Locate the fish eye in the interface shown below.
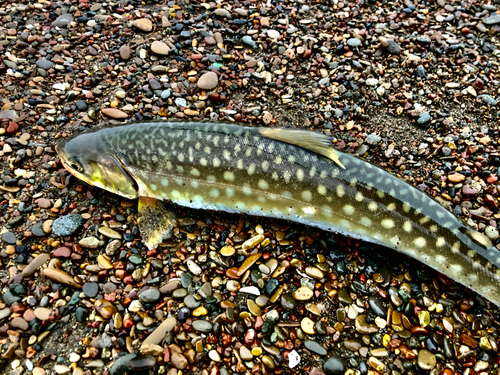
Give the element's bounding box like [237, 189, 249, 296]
[67, 158, 83, 172]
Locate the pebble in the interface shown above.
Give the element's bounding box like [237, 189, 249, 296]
[98, 226, 122, 239]
[101, 108, 128, 119]
[418, 349, 437, 370]
[197, 72, 219, 90]
[133, 18, 153, 32]
[151, 41, 170, 55]
[324, 353, 347, 374]
[142, 317, 177, 346]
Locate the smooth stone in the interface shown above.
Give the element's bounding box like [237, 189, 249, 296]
[79, 236, 100, 249]
[2, 231, 16, 244]
[110, 353, 137, 375]
[133, 18, 153, 32]
[237, 253, 262, 276]
[483, 14, 500, 25]
[324, 353, 347, 375]
[197, 72, 218, 90]
[347, 38, 361, 47]
[417, 112, 431, 125]
[171, 352, 187, 369]
[0, 307, 11, 320]
[139, 288, 160, 303]
[98, 226, 122, 239]
[119, 45, 131, 60]
[83, 282, 99, 298]
[141, 317, 177, 346]
[355, 315, 379, 334]
[281, 294, 297, 310]
[52, 14, 73, 27]
[101, 108, 128, 119]
[22, 253, 49, 276]
[53, 246, 71, 258]
[192, 320, 213, 333]
[304, 339, 327, 356]
[240, 346, 253, 360]
[418, 349, 436, 370]
[160, 280, 181, 294]
[36, 60, 55, 70]
[186, 259, 202, 275]
[11, 317, 29, 330]
[368, 296, 387, 317]
[43, 268, 82, 288]
[180, 273, 192, 288]
[151, 41, 170, 55]
[34, 307, 51, 321]
[129, 354, 156, 370]
[292, 286, 314, 300]
[198, 282, 212, 298]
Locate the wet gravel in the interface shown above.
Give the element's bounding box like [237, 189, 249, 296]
[2, 0, 500, 374]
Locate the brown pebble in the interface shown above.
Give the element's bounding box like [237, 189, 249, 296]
[102, 108, 128, 119]
[133, 18, 153, 32]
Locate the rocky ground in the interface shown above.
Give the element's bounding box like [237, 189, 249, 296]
[1, 0, 500, 374]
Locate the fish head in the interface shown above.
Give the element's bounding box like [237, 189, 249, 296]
[56, 131, 138, 199]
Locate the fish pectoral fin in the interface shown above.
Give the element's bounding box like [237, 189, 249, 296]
[138, 196, 177, 249]
[258, 128, 345, 169]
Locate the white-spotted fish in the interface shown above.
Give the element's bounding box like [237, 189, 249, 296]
[56, 121, 500, 306]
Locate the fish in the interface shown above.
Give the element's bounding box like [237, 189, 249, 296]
[56, 121, 500, 307]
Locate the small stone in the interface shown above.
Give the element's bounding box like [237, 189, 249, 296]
[247, 299, 262, 316]
[94, 299, 117, 319]
[192, 320, 213, 333]
[186, 259, 202, 275]
[292, 286, 314, 300]
[240, 346, 253, 360]
[43, 268, 82, 288]
[52, 14, 73, 27]
[102, 108, 128, 119]
[98, 226, 122, 239]
[304, 340, 327, 356]
[323, 353, 346, 375]
[139, 288, 160, 303]
[97, 254, 114, 270]
[22, 254, 49, 276]
[197, 72, 218, 90]
[151, 41, 170, 55]
[417, 112, 431, 126]
[418, 349, 436, 370]
[171, 352, 187, 369]
[142, 317, 177, 346]
[347, 38, 361, 47]
[220, 245, 235, 256]
[83, 282, 99, 298]
[34, 307, 51, 321]
[448, 173, 465, 183]
[301, 317, 316, 334]
[129, 354, 156, 371]
[79, 236, 100, 249]
[209, 350, 221, 362]
[237, 253, 262, 276]
[133, 18, 153, 32]
[36, 60, 55, 70]
[119, 45, 131, 60]
[2, 231, 16, 244]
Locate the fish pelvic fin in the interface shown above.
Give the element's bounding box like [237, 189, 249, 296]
[138, 197, 177, 249]
[259, 128, 345, 169]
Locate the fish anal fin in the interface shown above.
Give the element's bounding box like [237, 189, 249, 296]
[259, 128, 345, 169]
[138, 197, 177, 249]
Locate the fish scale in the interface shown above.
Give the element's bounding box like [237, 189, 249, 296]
[56, 121, 500, 307]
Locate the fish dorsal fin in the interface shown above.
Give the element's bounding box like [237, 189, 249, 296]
[461, 227, 493, 248]
[259, 128, 345, 169]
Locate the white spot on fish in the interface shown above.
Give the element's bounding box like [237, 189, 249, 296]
[336, 185, 345, 198]
[223, 150, 231, 160]
[450, 264, 463, 273]
[360, 217, 372, 227]
[402, 203, 411, 213]
[355, 192, 364, 202]
[403, 221, 412, 233]
[303, 206, 315, 215]
[178, 153, 185, 162]
[258, 196, 266, 203]
[271, 172, 279, 180]
[237, 159, 244, 170]
[343, 205, 355, 215]
[242, 183, 252, 195]
[376, 190, 385, 198]
[274, 156, 282, 165]
[301, 190, 312, 202]
[206, 175, 217, 183]
[161, 179, 168, 187]
[381, 219, 394, 229]
[387, 202, 396, 211]
[262, 161, 270, 172]
[414, 237, 427, 248]
[248, 164, 256, 175]
[213, 157, 221, 167]
[258, 179, 269, 190]
[435, 255, 446, 264]
[296, 169, 304, 181]
[283, 171, 291, 183]
[322, 205, 333, 216]
[317, 185, 327, 195]
[282, 191, 293, 199]
[200, 157, 208, 166]
[223, 171, 235, 181]
[368, 202, 378, 212]
[190, 168, 201, 177]
[204, 146, 211, 154]
[150, 184, 157, 191]
[195, 142, 201, 150]
[190, 180, 199, 189]
[436, 237, 445, 247]
[210, 189, 220, 198]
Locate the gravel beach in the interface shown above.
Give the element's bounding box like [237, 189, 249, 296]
[1, 0, 500, 374]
